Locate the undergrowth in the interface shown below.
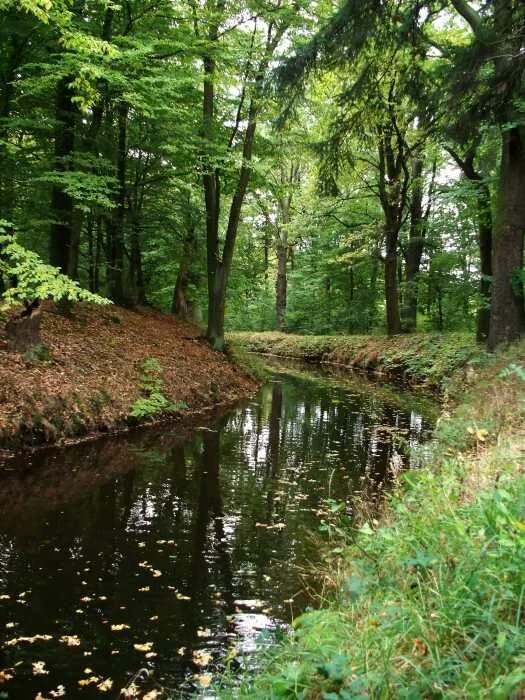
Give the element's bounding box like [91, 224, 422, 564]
[229, 332, 486, 394]
[216, 341, 525, 699]
[130, 357, 187, 420]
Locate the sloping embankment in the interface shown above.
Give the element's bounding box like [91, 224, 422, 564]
[218, 339, 525, 699]
[0, 304, 255, 453]
[229, 331, 481, 393]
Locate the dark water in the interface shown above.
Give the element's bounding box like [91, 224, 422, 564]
[0, 362, 435, 699]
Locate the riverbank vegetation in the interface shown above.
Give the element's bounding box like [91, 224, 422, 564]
[217, 340, 525, 699]
[230, 332, 484, 393]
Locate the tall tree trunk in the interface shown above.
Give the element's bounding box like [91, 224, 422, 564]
[107, 102, 129, 305]
[487, 127, 525, 350]
[276, 244, 287, 331]
[49, 77, 77, 275]
[403, 158, 424, 331]
[172, 224, 199, 321]
[385, 227, 402, 335]
[476, 181, 493, 341]
[129, 217, 146, 306]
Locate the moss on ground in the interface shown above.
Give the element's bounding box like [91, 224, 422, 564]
[217, 339, 525, 699]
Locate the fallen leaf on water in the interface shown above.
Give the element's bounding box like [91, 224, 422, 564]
[49, 686, 66, 698]
[143, 691, 161, 700]
[119, 682, 139, 698]
[32, 662, 49, 676]
[177, 647, 186, 656]
[134, 642, 153, 653]
[192, 650, 212, 667]
[145, 652, 157, 659]
[110, 624, 130, 632]
[195, 673, 212, 688]
[176, 593, 191, 601]
[150, 569, 162, 578]
[0, 669, 14, 683]
[0, 595, 10, 600]
[138, 542, 146, 548]
[6, 635, 53, 646]
[84, 668, 93, 674]
[60, 635, 81, 647]
[5, 622, 16, 628]
[97, 678, 113, 692]
[80, 597, 92, 603]
[138, 587, 150, 592]
[197, 628, 211, 638]
[78, 676, 101, 687]
[149, 615, 159, 621]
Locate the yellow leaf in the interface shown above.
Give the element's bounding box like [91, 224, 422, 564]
[195, 673, 212, 688]
[134, 642, 153, 653]
[97, 678, 113, 692]
[192, 650, 212, 667]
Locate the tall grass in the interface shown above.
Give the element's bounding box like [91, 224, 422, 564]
[217, 341, 525, 699]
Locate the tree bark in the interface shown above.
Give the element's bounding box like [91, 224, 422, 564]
[402, 158, 424, 331]
[6, 300, 42, 353]
[172, 226, 198, 321]
[107, 102, 129, 305]
[49, 77, 78, 275]
[276, 244, 288, 331]
[487, 127, 525, 350]
[385, 228, 402, 335]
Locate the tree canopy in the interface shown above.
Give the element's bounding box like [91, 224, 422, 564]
[0, 0, 523, 349]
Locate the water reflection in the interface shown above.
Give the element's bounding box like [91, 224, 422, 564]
[0, 364, 435, 698]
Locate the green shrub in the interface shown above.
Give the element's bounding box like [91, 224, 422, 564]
[130, 357, 187, 420]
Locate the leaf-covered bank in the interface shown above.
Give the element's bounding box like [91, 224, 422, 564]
[229, 332, 483, 394]
[0, 304, 255, 454]
[217, 340, 525, 699]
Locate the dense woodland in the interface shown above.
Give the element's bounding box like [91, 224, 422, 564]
[0, 0, 524, 351]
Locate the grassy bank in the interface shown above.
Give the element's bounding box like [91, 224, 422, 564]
[229, 332, 483, 394]
[0, 304, 255, 453]
[218, 339, 525, 699]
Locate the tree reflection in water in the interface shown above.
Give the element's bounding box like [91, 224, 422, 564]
[0, 363, 435, 697]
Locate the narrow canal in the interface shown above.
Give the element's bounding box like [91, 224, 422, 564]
[0, 362, 436, 698]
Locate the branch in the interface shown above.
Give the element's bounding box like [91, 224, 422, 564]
[449, 0, 488, 42]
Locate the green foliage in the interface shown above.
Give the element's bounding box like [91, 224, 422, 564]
[230, 331, 484, 392]
[22, 343, 52, 364]
[130, 357, 187, 420]
[0, 230, 111, 309]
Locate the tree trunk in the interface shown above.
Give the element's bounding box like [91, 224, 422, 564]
[49, 77, 77, 275]
[403, 158, 424, 331]
[476, 181, 493, 341]
[107, 102, 129, 305]
[6, 301, 42, 353]
[385, 228, 402, 335]
[276, 244, 288, 331]
[487, 127, 525, 351]
[129, 217, 146, 306]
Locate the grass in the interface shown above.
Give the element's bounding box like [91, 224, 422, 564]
[216, 339, 525, 699]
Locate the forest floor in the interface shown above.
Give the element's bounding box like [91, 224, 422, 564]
[0, 303, 255, 454]
[220, 336, 525, 698]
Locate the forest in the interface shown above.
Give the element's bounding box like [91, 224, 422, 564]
[0, 1, 524, 699]
[0, 0, 523, 351]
